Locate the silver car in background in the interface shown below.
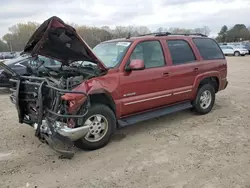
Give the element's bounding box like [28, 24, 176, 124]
[220, 45, 248, 56]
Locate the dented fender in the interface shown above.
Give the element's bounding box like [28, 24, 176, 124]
[63, 71, 120, 115]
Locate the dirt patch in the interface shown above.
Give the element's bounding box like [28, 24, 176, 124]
[1, 56, 250, 188]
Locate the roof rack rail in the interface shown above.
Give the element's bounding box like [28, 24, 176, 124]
[139, 32, 171, 37]
[139, 32, 207, 37]
[170, 33, 208, 37]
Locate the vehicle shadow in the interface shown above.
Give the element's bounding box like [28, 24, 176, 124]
[110, 97, 229, 144]
[111, 109, 195, 143]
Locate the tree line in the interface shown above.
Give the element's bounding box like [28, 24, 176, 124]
[216, 24, 250, 42]
[0, 22, 152, 52]
[0, 21, 249, 52]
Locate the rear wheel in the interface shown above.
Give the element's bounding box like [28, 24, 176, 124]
[75, 104, 116, 150]
[193, 84, 215, 114]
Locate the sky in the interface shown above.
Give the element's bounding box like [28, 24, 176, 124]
[1, 0, 250, 38]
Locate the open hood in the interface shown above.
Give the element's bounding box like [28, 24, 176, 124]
[23, 16, 107, 70]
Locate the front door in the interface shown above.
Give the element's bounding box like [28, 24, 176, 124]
[119, 40, 172, 116]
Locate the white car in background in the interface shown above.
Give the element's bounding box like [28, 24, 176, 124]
[220, 45, 248, 56]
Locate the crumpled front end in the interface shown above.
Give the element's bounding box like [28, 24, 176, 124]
[10, 75, 90, 158]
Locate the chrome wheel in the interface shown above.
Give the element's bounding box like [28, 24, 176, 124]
[84, 114, 109, 142]
[200, 90, 212, 109]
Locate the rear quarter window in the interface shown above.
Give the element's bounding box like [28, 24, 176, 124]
[193, 38, 224, 60]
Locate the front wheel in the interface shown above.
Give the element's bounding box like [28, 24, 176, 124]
[234, 51, 240, 56]
[75, 104, 116, 150]
[193, 84, 215, 115]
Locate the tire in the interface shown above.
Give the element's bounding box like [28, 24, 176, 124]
[234, 51, 240, 56]
[193, 84, 215, 115]
[75, 103, 116, 150]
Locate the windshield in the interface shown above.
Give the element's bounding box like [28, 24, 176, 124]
[92, 41, 131, 68]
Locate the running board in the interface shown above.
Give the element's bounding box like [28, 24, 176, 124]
[118, 101, 192, 127]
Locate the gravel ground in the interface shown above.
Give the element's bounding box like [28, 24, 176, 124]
[0, 56, 250, 188]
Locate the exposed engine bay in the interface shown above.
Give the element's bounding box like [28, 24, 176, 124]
[29, 60, 100, 89]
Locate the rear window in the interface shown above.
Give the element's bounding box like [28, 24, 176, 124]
[193, 38, 224, 60]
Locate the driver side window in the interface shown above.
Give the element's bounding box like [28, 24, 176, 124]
[129, 41, 165, 69]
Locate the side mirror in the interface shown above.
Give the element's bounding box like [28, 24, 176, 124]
[127, 59, 145, 71]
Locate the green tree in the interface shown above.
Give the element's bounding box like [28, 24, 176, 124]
[227, 24, 250, 42]
[216, 25, 228, 42]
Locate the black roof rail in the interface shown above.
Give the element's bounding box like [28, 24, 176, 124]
[170, 33, 208, 37]
[139, 32, 171, 37]
[139, 32, 207, 37]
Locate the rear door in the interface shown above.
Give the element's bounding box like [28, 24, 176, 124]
[192, 37, 226, 89]
[165, 39, 200, 103]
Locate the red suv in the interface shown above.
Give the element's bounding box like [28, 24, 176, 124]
[1, 17, 228, 158]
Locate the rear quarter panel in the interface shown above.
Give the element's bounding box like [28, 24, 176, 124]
[191, 59, 227, 99]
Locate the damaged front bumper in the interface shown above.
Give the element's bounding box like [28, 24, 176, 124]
[36, 119, 90, 158]
[10, 76, 90, 158]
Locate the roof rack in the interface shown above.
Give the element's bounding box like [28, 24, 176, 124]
[139, 32, 207, 37]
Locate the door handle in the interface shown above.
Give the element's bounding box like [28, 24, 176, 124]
[162, 72, 170, 77]
[193, 68, 199, 72]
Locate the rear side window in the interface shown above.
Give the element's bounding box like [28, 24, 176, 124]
[193, 38, 224, 60]
[167, 40, 196, 65]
